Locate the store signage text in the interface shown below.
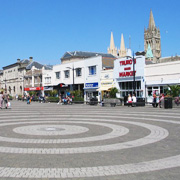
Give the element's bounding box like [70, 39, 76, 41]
[119, 58, 137, 77]
[119, 71, 136, 77]
[120, 59, 136, 66]
[104, 74, 109, 79]
[85, 82, 98, 88]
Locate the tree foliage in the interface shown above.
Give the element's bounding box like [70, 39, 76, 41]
[109, 87, 118, 98]
[166, 85, 180, 97]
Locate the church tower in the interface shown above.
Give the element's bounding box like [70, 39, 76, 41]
[144, 10, 161, 63]
[118, 33, 127, 57]
[107, 32, 117, 57]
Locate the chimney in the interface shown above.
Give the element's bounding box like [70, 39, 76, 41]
[29, 57, 33, 62]
[17, 59, 20, 63]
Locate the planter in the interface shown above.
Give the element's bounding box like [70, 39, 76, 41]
[103, 98, 122, 106]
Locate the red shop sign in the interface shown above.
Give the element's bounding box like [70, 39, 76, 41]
[24, 87, 44, 91]
[120, 59, 136, 66]
[119, 71, 136, 77]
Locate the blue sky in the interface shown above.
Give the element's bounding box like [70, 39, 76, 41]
[0, 0, 180, 69]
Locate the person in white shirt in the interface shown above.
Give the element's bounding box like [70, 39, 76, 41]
[128, 94, 132, 103]
[132, 94, 137, 107]
[127, 94, 132, 107]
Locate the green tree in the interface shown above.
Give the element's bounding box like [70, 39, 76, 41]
[166, 85, 180, 97]
[49, 90, 58, 97]
[70, 90, 84, 102]
[109, 87, 118, 98]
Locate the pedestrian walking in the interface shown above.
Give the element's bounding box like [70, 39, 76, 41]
[57, 94, 62, 104]
[27, 95, 31, 104]
[159, 93, 165, 108]
[3, 92, 9, 109]
[0, 91, 3, 109]
[152, 93, 158, 107]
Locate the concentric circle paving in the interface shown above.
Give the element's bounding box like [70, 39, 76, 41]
[0, 101, 180, 179]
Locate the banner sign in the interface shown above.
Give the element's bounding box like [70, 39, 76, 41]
[119, 58, 136, 77]
[24, 87, 44, 91]
[85, 82, 98, 88]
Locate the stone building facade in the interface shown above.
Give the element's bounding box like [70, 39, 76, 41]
[144, 10, 161, 63]
[2, 59, 30, 97]
[2, 57, 51, 97]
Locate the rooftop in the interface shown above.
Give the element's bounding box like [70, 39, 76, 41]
[61, 51, 116, 60]
[26, 61, 52, 70]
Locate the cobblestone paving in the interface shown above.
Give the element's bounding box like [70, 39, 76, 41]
[0, 101, 180, 179]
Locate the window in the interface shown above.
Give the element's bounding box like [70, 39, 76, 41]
[76, 68, 81, 77]
[34, 77, 38, 84]
[55, 72, 60, 79]
[45, 77, 51, 83]
[119, 81, 142, 97]
[89, 66, 96, 75]
[64, 70, 70, 78]
[29, 77, 32, 84]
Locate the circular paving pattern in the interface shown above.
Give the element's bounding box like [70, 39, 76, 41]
[13, 124, 89, 136]
[0, 101, 180, 179]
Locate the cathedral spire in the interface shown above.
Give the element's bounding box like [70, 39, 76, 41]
[148, 10, 156, 30]
[110, 32, 115, 49]
[107, 32, 117, 57]
[118, 33, 127, 57]
[120, 33, 125, 52]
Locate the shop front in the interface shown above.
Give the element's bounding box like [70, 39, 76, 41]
[84, 82, 99, 102]
[97, 69, 115, 100]
[145, 61, 180, 103]
[114, 56, 145, 98]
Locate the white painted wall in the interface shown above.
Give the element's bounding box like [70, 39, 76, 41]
[52, 61, 85, 86]
[43, 56, 104, 102]
[145, 61, 180, 85]
[145, 61, 180, 103]
[84, 56, 102, 84]
[84, 56, 102, 102]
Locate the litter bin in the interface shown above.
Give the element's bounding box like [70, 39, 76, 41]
[164, 97, 172, 109]
[136, 98, 145, 106]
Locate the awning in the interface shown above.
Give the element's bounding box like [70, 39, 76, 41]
[97, 81, 116, 91]
[96, 86, 111, 91]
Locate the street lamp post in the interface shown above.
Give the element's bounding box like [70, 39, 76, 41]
[66, 65, 75, 91]
[133, 52, 136, 95]
[4, 78, 7, 93]
[72, 66, 74, 91]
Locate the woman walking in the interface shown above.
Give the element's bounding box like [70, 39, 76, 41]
[3, 92, 9, 109]
[0, 91, 3, 109]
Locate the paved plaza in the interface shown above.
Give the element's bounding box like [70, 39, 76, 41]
[0, 101, 180, 180]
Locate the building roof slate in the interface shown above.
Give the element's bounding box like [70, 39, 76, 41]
[26, 61, 52, 70]
[61, 51, 116, 60]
